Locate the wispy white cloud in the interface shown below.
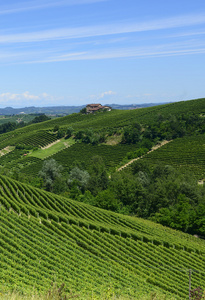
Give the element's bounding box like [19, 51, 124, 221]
[0, 91, 61, 107]
[167, 30, 205, 38]
[28, 43, 205, 63]
[1, 38, 205, 65]
[98, 91, 116, 99]
[86, 91, 116, 102]
[0, 91, 39, 101]
[0, 0, 107, 15]
[0, 13, 205, 44]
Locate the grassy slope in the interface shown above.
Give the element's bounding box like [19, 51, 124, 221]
[0, 174, 204, 299]
[29, 137, 75, 159]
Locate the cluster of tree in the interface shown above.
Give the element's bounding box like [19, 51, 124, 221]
[53, 125, 74, 139]
[15, 144, 37, 151]
[121, 113, 205, 146]
[38, 156, 108, 196]
[143, 113, 205, 140]
[0, 121, 25, 134]
[37, 157, 205, 237]
[29, 114, 51, 124]
[74, 128, 106, 145]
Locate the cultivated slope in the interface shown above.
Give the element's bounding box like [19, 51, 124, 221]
[0, 98, 204, 179]
[0, 98, 204, 150]
[0, 175, 204, 298]
[142, 134, 205, 180]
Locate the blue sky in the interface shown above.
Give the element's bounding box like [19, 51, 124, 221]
[0, 0, 205, 107]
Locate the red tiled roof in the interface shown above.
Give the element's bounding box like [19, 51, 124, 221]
[86, 103, 101, 108]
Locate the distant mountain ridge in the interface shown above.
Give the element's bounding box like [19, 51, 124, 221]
[0, 102, 170, 115]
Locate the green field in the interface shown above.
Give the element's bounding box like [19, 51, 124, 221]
[29, 137, 75, 159]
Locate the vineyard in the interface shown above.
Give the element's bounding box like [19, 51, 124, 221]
[0, 98, 205, 298]
[142, 134, 205, 179]
[19, 143, 138, 177]
[0, 174, 204, 298]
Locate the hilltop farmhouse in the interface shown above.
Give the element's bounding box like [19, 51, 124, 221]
[86, 103, 112, 113]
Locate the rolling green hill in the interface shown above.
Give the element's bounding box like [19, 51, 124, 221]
[0, 97, 204, 180]
[0, 98, 204, 150]
[0, 174, 204, 299]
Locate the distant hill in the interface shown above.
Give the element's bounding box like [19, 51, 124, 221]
[0, 105, 85, 116]
[0, 102, 170, 115]
[108, 102, 171, 110]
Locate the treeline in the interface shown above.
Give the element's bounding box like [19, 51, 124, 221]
[0, 121, 25, 134]
[121, 112, 205, 144]
[143, 112, 205, 141]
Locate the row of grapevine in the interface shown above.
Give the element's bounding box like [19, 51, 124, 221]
[0, 174, 204, 254]
[0, 201, 204, 298]
[0, 175, 204, 297]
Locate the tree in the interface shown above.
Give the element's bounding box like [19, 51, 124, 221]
[68, 167, 90, 193]
[75, 130, 85, 140]
[57, 129, 65, 138]
[53, 125, 60, 132]
[87, 156, 109, 196]
[94, 189, 121, 211]
[31, 114, 51, 124]
[66, 127, 74, 139]
[80, 107, 87, 114]
[38, 159, 63, 191]
[121, 126, 141, 144]
[153, 194, 196, 233]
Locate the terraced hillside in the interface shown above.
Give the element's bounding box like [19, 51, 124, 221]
[0, 174, 204, 298]
[142, 135, 205, 180]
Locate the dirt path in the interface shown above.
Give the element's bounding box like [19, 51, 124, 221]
[41, 139, 61, 150]
[0, 146, 14, 156]
[117, 140, 172, 172]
